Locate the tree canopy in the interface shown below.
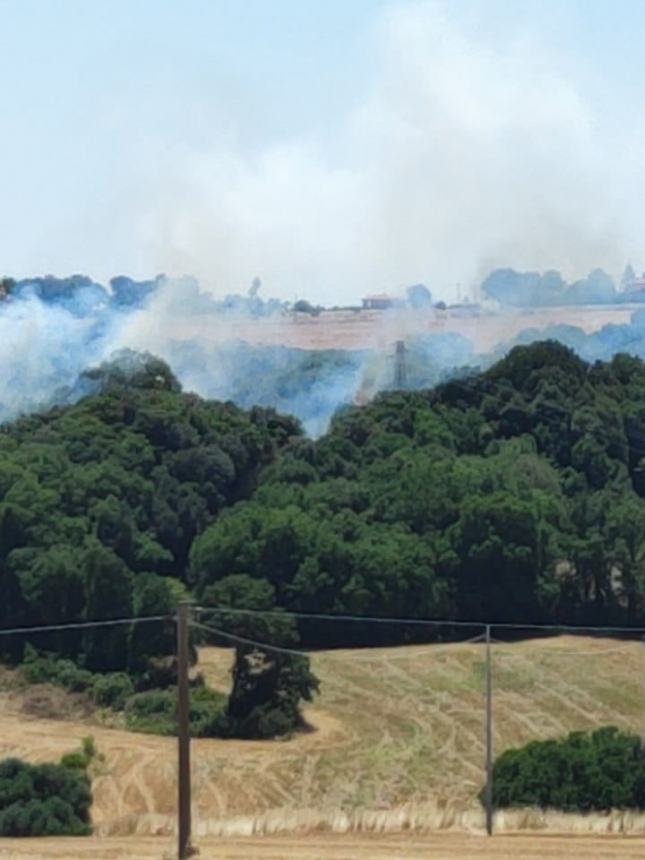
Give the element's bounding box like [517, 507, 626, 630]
[192, 341, 645, 643]
[0, 355, 298, 670]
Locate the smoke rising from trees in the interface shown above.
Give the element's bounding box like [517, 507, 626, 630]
[7, 271, 645, 436]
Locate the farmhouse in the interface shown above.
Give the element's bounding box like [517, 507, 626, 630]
[362, 293, 398, 310]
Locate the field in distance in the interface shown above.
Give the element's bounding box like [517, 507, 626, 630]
[0, 635, 643, 844]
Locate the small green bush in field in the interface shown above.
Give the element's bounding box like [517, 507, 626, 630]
[125, 685, 227, 736]
[485, 726, 645, 812]
[91, 673, 135, 710]
[59, 735, 100, 772]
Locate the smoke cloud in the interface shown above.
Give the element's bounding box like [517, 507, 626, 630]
[126, 1, 636, 303]
[5, 275, 645, 436]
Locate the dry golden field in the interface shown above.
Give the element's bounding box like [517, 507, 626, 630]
[168, 304, 638, 352]
[0, 832, 644, 859]
[0, 635, 643, 858]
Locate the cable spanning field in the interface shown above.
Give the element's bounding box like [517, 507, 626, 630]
[0, 635, 642, 850]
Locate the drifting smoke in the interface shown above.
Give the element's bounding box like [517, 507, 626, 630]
[8, 269, 645, 436]
[125, 2, 638, 302]
[0, 277, 362, 433]
[0, 275, 473, 433]
[4, 3, 642, 302]
[7, 273, 645, 437]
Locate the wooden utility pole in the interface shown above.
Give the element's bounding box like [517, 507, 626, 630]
[177, 601, 192, 859]
[484, 624, 493, 836]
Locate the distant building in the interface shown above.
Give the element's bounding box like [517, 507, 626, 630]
[447, 302, 482, 317]
[361, 293, 398, 310]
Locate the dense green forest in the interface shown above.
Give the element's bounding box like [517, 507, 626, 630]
[2, 341, 645, 734]
[0, 353, 314, 736]
[0, 354, 297, 666]
[193, 340, 645, 643]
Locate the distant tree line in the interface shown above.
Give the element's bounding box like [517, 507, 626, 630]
[481, 266, 642, 307]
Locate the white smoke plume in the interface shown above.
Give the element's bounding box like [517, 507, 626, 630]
[3, 2, 645, 435]
[128, 1, 636, 303]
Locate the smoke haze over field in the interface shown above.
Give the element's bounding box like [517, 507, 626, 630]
[6, 275, 645, 437]
[2, 1, 645, 303]
[4, 2, 645, 430]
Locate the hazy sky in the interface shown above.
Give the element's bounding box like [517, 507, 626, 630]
[2, 0, 645, 303]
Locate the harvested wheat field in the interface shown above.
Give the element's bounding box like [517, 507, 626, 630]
[0, 636, 643, 848]
[1, 832, 645, 860]
[168, 304, 639, 352]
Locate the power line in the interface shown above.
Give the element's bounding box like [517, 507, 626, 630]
[0, 608, 641, 640]
[191, 620, 312, 657]
[196, 606, 645, 635]
[193, 620, 488, 660]
[0, 613, 172, 637]
[197, 606, 483, 629]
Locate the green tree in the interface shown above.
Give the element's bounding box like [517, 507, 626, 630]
[202, 575, 319, 738]
[82, 543, 133, 672]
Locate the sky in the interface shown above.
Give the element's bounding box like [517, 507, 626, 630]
[1, 0, 645, 304]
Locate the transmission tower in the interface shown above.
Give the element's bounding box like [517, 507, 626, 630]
[394, 339, 407, 388]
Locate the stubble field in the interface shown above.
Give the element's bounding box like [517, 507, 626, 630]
[0, 635, 643, 858]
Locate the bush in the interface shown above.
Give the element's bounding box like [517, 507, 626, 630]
[487, 726, 645, 812]
[125, 685, 227, 737]
[21, 649, 93, 694]
[0, 757, 92, 836]
[60, 736, 99, 772]
[55, 663, 94, 693]
[91, 673, 135, 710]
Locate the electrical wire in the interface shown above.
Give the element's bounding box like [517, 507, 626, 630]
[195, 606, 645, 635]
[191, 620, 312, 658]
[0, 608, 641, 641]
[196, 606, 484, 629]
[193, 620, 488, 662]
[0, 613, 173, 637]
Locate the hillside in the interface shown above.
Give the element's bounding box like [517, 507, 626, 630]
[0, 353, 297, 671]
[192, 340, 645, 642]
[0, 636, 642, 840]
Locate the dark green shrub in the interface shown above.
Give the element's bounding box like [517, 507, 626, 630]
[91, 673, 135, 710]
[0, 757, 92, 836]
[124, 689, 176, 735]
[59, 752, 88, 771]
[21, 649, 93, 694]
[59, 736, 99, 772]
[486, 726, 645, 811]
[124, 685, 227, 737]
[55, 663, 94, 693]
